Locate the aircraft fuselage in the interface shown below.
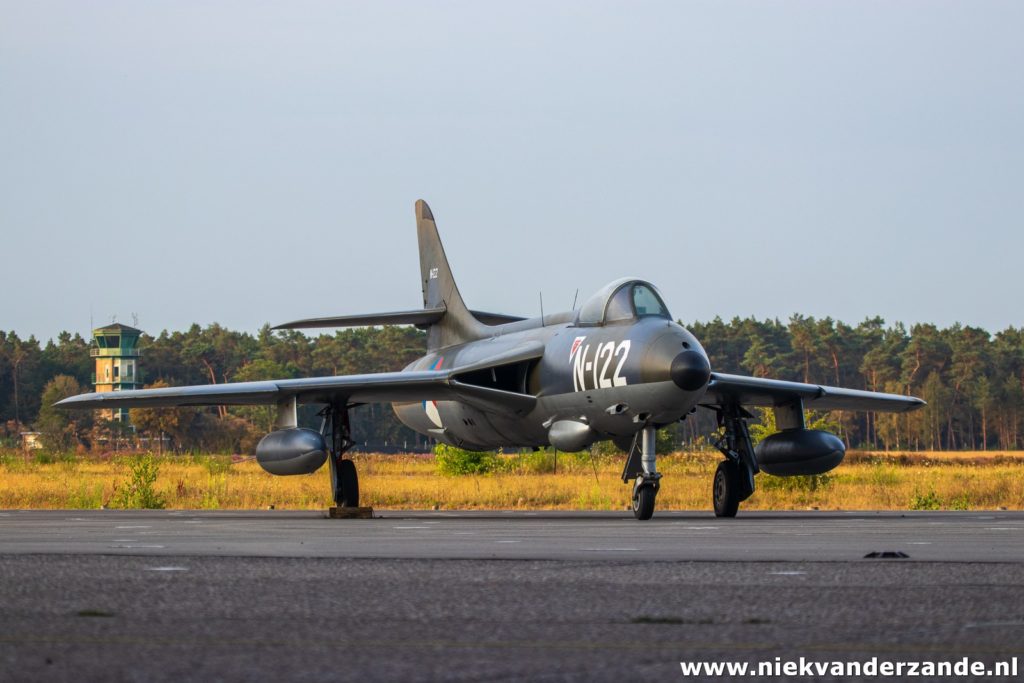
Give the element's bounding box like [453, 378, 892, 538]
[393, 316, 710, 451]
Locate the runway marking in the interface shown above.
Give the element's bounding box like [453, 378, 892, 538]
[392, 526, 430, 530]
[112, 539, 135, 542]
[682, 526, 719, 530]
[987, 527, 1022, 531]
[145, 566, 188, 572]
[495, 540, 521, 543]
[581, 548, 639, 552]
[769, 571, 807, 576]
[452, 532, 475, 535]
[183, 521, 203, 524]
[115, 526, 152, 529]
[966, 621, 1024, 629]
[908, 542, 932, 545]
[111, 544, 165, 549]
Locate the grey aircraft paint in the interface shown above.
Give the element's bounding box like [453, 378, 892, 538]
[58, 200, 925, 519]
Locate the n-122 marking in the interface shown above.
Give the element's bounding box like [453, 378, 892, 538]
[572, 339, 630, 392]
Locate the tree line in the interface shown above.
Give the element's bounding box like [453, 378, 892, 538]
[1, 315, 1022, 452]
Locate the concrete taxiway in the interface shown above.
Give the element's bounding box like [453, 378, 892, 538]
[2, 510, 1023, 681]
[1, 509, 1024, 562]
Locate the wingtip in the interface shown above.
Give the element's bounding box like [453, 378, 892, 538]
[416, 199, 433, 221]
[55, 393, 96, 409]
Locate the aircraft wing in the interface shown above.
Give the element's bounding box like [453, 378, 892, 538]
[701, 373, 925, 413]
[56, 370, 537, 415]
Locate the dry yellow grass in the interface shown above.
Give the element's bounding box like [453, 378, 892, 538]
[2, 450, 1023, 511]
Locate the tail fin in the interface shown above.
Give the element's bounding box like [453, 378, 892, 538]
[416, 200, 486, 350]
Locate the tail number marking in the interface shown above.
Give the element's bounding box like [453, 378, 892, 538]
[572, 340, 629, 392]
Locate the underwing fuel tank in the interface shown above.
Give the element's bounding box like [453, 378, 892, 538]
[256, 428, 328, 476]
[754, 429, 845, 476]
[548, 420, 597, 452]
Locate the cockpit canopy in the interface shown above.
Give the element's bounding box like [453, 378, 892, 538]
[575, 278, 672, 326]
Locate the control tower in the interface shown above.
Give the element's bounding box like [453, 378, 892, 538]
[91, 323, 142, 423]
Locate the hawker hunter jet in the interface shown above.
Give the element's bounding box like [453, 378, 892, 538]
[59, 201, 925, 519]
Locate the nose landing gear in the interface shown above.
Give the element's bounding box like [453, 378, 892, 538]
[623, 426, 660, 520]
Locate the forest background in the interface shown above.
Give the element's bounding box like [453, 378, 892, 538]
[2, 314, 1022, 455]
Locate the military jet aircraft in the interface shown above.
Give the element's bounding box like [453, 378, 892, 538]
[59, 200, 925, 519]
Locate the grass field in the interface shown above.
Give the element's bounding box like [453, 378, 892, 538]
[2, 449, 1023, 511]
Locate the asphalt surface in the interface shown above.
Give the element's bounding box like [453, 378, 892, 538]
[2, 510, 1023, 681]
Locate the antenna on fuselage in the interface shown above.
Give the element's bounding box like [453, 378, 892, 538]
[571, 289, 579, 310]
[539, 292, 545, 327]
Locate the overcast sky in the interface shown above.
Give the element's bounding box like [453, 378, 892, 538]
[2, 1, 1022, 342]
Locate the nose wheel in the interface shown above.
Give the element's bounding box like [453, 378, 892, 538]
[632, 476, 659, 520]
[622, 426, 661, 520]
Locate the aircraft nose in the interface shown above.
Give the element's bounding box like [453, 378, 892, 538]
[670, 350, 711, 391]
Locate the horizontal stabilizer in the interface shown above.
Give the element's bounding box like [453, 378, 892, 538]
[273, 308, 525, 330]
[272, 308, 447, 330]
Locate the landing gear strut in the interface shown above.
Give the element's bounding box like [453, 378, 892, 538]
[622, 426, 660, 520]
[711, 404, 758, 517]
[321, 403, 359, 508]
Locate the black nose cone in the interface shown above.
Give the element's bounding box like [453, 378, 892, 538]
[671, 350, 711, 391]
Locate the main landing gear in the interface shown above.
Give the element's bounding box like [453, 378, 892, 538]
[622, 426, 661, 520]
[711, 405, 758, 517]
[321, 403, 359, 507]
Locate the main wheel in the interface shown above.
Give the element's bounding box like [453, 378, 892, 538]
[632, 484, 656, 520]
[333, 458, 360, 508]
[713, 461, 741, 518]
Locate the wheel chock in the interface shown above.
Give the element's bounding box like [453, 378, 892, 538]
[327, 506, 374, 519]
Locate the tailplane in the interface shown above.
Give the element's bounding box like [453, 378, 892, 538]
[416, 200, 486, 350]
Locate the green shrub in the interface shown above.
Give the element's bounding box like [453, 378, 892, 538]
[516, 449, 558, 474]
[948, 493, 971, 511]
[200, 455, 233, 476]
[32, 451, 76, 465]
[434, 443, 499, 475]
[113, 455, 165, 509]
[759, 473, 833, 492]
[67, 483, 104, 509]
[909, 489, 942, 510]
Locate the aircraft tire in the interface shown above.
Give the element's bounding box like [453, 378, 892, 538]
[632, 484, 656, 521]
[334, 459, 360, 508]
[713, 461, 741, 518]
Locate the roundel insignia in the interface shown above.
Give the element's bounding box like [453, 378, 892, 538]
[570, 336, 586, 360]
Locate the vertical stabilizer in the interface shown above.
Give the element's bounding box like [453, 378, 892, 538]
[416, 200, 486, 350]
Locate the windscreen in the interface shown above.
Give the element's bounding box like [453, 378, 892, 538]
[632, 284, 670, 318]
